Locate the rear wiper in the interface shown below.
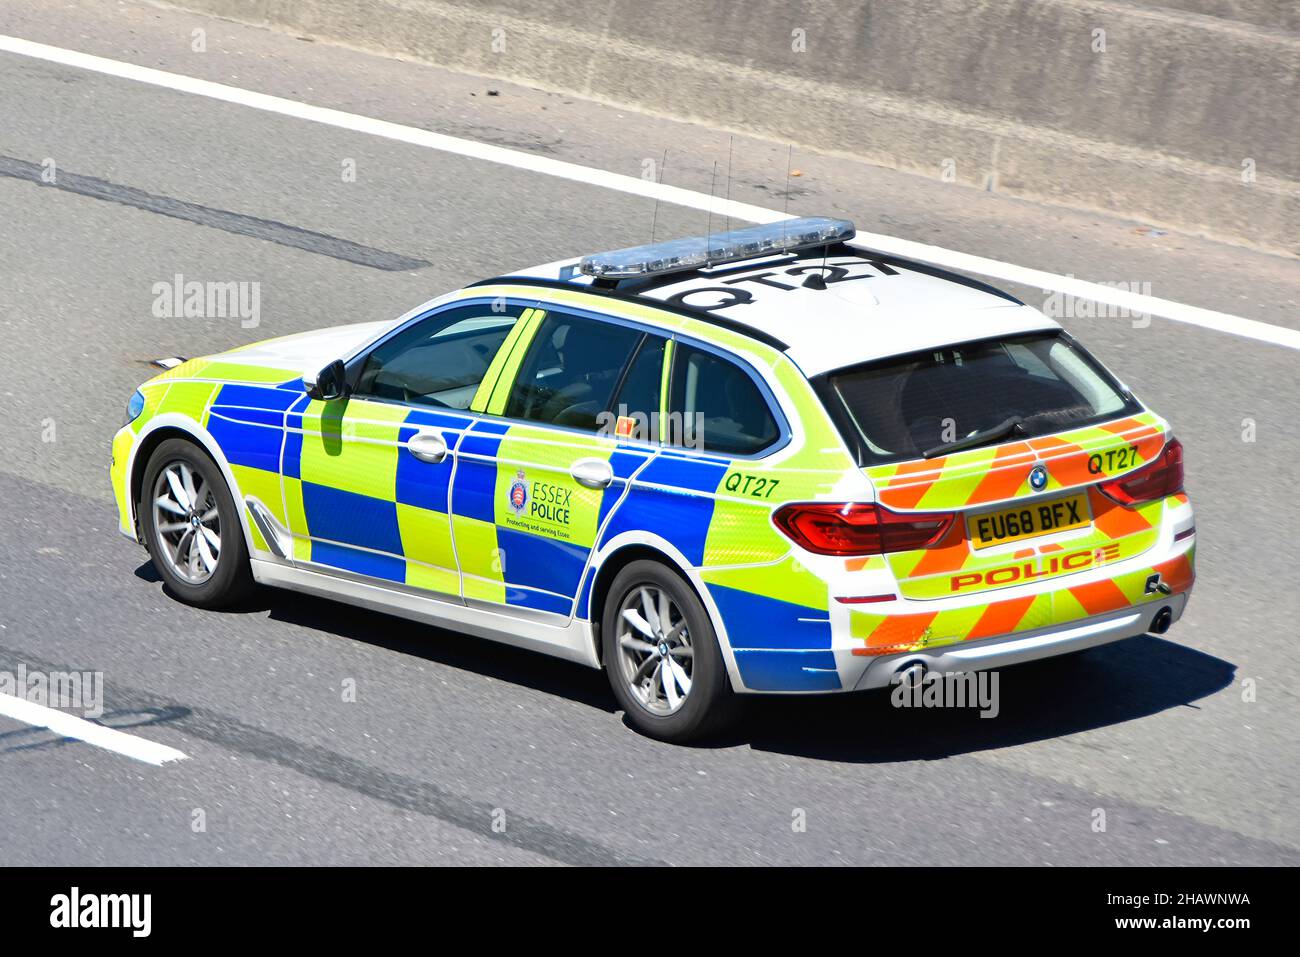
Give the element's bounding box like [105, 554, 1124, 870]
[923, 416, 1026, 458]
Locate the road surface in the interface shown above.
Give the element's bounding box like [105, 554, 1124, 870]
[0, 0, 1296, 865]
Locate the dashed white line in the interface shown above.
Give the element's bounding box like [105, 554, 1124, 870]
[0, 691, 187, 766]
[0, 33, 1296, 352]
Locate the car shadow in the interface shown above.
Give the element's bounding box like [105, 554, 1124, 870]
[138, 559, 609, 709]
[255, 585, 617, 714]
[135, 559, 1233, 758]
[725, 636, 1235, 763]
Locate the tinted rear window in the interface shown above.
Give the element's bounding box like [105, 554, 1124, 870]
[817, 331, 1140, 465]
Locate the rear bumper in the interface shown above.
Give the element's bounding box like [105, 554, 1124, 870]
[715, 496, 1195, 694]
[849, 591, 1187, 690]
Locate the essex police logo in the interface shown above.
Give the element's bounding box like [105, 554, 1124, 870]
[508, 469, 529, 514]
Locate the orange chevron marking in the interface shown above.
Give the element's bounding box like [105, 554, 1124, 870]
[1067, 578, 1131, 616]
[966, 596, 1036, 641]
[855, 611, 938, 653]
[1099, 419, 1157, 440]
[877, 458, 943, 508]
[906, 520, 971, 578]
[1028, 434, 1095, 486]
[1090, 488, 1153, 539]
[1133, 432, 1167, 462]
[967, 442, 1033, 506]
[1153, 553, 1195, 593]
[1096, 416, 1141, 435]
[1096, 418, 1165, 462]
[852, 644, 921, 657]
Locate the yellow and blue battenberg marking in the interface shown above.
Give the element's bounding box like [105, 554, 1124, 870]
[109, 310, 856, 694]
[111, 279, 1187, 697]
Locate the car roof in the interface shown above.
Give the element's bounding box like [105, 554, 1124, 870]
[496, 240, 1060, 377]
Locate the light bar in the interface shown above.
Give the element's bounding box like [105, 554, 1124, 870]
[578, 216, 855, 280]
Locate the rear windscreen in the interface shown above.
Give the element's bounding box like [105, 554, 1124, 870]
[816, 331, 1141, 465]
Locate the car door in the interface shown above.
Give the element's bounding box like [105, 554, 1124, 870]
[280, 302, 532, 596]
[450, 307, 666, 619]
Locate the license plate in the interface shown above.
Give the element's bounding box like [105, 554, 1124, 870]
[967, 492, 1091, 549]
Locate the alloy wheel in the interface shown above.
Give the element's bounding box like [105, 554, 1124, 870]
[151, 460, 222, 584]
[615, 585, 695, 715]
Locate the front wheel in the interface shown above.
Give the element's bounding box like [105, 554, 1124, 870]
[601, 561, 739, 742]
[139, 438, 255, 609]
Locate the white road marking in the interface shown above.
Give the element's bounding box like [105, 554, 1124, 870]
[0, 34, 1296, 352]
[0, 691, 188, 766]
[847, 233, 1300, 351]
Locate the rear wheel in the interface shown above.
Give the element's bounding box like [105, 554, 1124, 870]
[601, 560, 738, 742]
[139, 438, 255, 608]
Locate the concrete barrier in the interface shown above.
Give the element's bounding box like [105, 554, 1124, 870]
[167, 0, 1300, 255]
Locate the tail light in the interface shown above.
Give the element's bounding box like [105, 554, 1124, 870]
[1099, 437, 1184, 506]
[772, 502, 954, 556]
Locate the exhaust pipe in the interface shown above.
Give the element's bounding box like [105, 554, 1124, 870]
[893, 659, 929, 687]
[1150, 606, 1173, 634]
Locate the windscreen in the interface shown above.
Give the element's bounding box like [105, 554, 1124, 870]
[818, 331, 1141, 465]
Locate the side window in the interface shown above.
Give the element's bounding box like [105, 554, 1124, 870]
[669, 343, 780, 455]
[503, 312, 643, 431]
[606, 335, 666, 441]
[354, 305, 521, 409]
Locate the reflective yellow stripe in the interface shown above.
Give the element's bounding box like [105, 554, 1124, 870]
[486, 309, 546, 415]
[659, 338, 675, 424]
[470, 308, 534, 413]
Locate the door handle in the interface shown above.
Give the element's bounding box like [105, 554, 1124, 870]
[407, 431, 448, 464]
[570, 457, 614, 489]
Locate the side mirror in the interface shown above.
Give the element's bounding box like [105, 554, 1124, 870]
[306, 359, 349, 401]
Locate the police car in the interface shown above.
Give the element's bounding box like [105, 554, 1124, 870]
[111, 217, 1194, 741]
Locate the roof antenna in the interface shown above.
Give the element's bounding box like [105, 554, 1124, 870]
[803, 234, 831, 289]
[649, 148, 668, 243]
[706, 160, 718, 267]
[803, 246, 829, 289]
[784, 146, 826, 289]
[725, 135, 734, 235]
[781, 144, 793, 249]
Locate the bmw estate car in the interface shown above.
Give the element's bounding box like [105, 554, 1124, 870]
[111, 217, 1195, 741]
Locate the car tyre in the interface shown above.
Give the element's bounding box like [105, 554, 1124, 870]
[139, 438, 255, 609]
[601, 560, 739, 743]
